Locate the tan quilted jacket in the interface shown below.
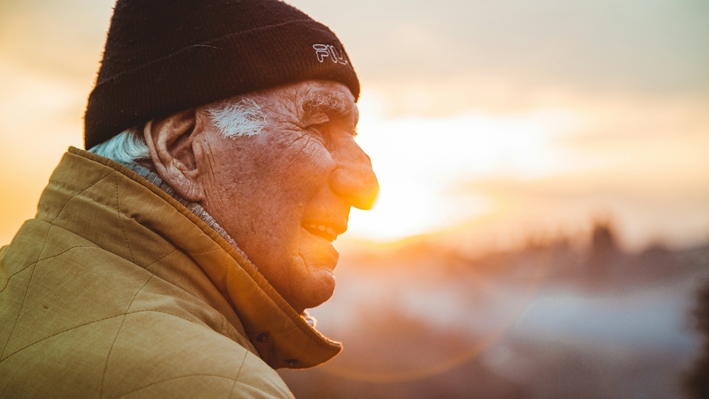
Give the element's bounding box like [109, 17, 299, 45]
[0, 148, 341, 398]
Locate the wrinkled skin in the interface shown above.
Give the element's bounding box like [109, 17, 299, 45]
[144, 81, 379, 313]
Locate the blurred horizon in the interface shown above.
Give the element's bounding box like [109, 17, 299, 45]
[280, 221, 709, 398]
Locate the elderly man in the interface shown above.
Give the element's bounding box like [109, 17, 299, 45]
[0, 0, 377, 397]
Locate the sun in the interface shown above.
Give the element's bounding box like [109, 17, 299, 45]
[344, 91, 584, 243]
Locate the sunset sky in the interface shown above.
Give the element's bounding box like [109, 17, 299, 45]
[1, 0, 708, 251]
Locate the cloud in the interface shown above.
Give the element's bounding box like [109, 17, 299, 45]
[291, 0, 709, 98]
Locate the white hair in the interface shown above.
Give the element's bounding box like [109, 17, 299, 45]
[207, 97, 265, 139]
[89, 126, 149, 164]
[88, 96, 266, 164]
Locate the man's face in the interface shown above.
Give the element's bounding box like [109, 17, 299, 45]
[194, 81, 378, 313]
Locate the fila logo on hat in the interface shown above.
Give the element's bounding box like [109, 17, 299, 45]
[313, 44, 349, 65]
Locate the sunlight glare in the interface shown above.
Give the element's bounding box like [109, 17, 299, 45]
[346, 90, 586, 242]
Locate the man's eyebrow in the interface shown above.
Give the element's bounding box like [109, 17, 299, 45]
[302, 91, 356, 121]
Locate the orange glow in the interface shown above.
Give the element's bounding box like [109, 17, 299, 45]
[3, 1, 709, 397]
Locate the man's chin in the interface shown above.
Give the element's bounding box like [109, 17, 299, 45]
[286, 231, 340, 311]
[294, 268, 337, 311]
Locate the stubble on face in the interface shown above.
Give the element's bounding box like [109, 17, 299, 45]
[193, 81, 371, 313]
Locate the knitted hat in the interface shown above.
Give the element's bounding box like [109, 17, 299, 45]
[84, 0, 359, 149]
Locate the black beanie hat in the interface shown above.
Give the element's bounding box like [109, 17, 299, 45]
[84, 0, 359, 149]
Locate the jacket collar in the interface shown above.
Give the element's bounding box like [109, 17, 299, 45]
[41, 147, 342, 368]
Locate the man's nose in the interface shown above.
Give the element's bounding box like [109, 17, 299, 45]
[330, 140, 379, 210]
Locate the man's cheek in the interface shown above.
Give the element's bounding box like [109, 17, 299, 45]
[293, 141, 333, 179]
[285, 131, 331, 163]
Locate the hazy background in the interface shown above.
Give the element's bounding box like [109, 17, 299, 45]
[1, 0, 708, 397]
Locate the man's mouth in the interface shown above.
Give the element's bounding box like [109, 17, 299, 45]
[303, 223, 340, 242]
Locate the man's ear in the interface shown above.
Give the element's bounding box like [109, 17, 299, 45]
[143, 109, 204, 202]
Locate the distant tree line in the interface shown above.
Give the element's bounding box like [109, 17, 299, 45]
[685, 279, 709, 398]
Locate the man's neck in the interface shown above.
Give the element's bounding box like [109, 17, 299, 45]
[121, 161, 254, 269]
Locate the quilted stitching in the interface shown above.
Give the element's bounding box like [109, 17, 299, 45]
[0, 309, 205, 365]
[228, 351, 248, 399]
[0, 225, 51, 294]
[0, 224, 52, 359]
[48, 173, 113, 224]
[1, 171, 114, 356]
[100, 275, 153, 399]
[113, 375, 240, 399]
[114, 173, 136, 264]
[0, 149, 319, 397]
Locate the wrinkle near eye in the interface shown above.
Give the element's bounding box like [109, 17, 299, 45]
[285, 131, 328, 162]
[303, 112, 329, 127]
